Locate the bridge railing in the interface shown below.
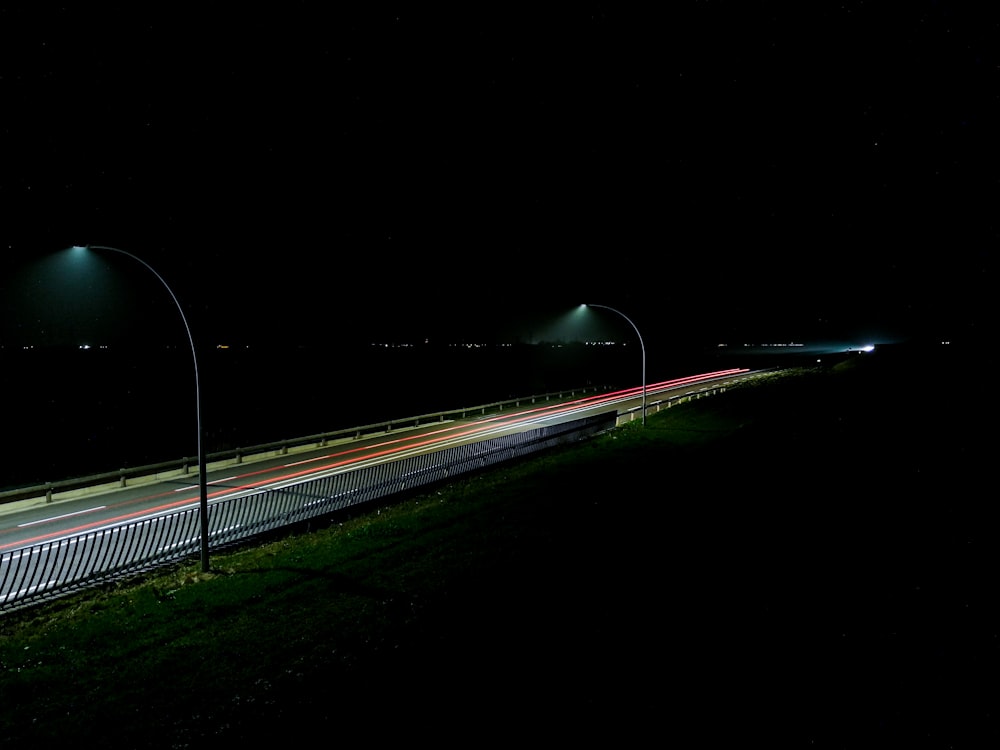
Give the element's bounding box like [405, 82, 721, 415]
[0, 412, 615, 614]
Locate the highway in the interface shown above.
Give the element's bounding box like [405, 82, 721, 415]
[0, 368, 756, 554]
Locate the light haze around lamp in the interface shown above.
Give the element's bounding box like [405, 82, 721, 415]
[69, 245, 211, 571]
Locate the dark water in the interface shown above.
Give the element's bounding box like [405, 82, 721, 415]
[1, 342, 740, 491]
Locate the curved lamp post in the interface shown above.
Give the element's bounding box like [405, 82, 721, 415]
[73, 245, 210, 572]
[586, 303, 646, 425]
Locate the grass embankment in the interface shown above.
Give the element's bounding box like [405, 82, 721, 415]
[0, 343, 994, 747]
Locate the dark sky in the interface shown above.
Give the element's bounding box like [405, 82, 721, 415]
[2, 3, 995, 350]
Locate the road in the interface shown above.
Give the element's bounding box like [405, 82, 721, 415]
[0, 368, 756, 553]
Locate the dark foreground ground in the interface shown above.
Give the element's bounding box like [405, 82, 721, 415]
[0, 339, 994, 748]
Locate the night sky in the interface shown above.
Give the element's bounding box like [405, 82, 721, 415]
[2, 4, 995, 351]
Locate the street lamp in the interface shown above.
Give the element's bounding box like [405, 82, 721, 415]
[586, 303, 646, 425]
[71, 245, 211, 572]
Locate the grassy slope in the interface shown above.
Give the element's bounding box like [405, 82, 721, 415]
[0, 343, 994, 747]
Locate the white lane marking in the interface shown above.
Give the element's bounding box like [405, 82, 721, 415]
[173, 475, 239, 492]
[18, 506, 107, 528]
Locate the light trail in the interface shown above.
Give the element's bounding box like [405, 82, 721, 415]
[1, 368, 748, 550]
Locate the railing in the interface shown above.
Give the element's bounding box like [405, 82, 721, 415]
[0, 385, 608, 506]
[0, 412, 616, 614]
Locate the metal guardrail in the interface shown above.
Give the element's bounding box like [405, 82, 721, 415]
[0, 385, 608, 506]
[0, 412, 616, 613]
